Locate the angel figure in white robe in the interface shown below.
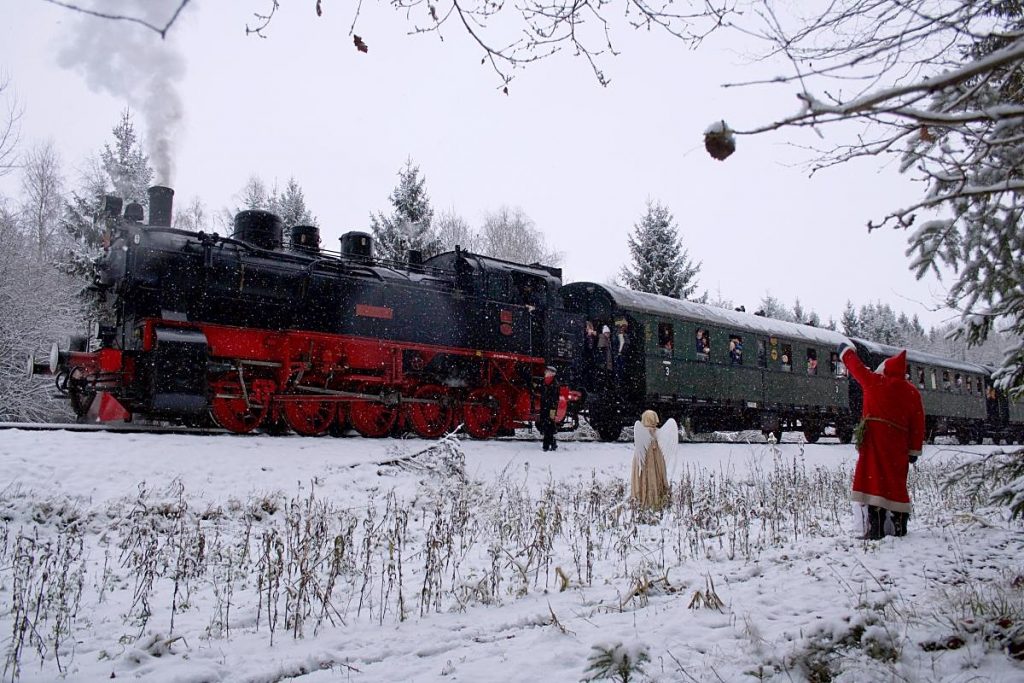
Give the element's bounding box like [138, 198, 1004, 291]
[631, 410, 678, 510]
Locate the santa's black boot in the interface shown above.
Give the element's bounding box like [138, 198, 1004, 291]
[864, 505, 885, 540]
[892, 512, 909, 537]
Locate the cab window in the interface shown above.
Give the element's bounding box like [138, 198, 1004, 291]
[806, 348, 818, 375]
[757, 340, 767, 368]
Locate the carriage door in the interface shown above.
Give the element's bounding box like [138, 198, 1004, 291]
[656, 322, 676, 386]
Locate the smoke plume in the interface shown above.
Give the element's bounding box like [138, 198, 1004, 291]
[56, 0, 187, 184]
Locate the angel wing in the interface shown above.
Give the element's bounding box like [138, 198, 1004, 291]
[633, 421, 653, 468]
[656, 418, 679, 460]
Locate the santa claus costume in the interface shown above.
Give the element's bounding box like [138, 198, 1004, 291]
[839, 344, 925, 539]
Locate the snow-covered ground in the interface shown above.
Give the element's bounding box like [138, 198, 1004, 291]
[1, 428, 1022, 682]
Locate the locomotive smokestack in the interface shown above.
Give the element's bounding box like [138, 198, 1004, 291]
[148, 186, 174, 227]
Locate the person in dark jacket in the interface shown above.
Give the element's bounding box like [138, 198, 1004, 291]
[583, 321, 598, 391]
[838, 342, 925, 539]
[539, 366, 560, 451]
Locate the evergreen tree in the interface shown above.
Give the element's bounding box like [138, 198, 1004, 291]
[100, 109, 153, 205]
[840, 301, 859, 337]
[62, 111, 155, 279]
[857, 302, 904, 345]
[274, 177, 317, 228]
[619, 200, 701, 299]
[792, 298, 805, 324]
[369, 159, 439, 261]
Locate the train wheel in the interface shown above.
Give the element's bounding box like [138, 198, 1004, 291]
[593, 420, 623, 442]
[67, 367, 96, 418]
[464, 388, 503, 439]
[350, 399, 399, 438]
[407, 384, 453, 439]
[803, 428, 820, 444]
[283, 399, 335, 436]
[210, 377, 270, 434]
[837, 425, 853, 444]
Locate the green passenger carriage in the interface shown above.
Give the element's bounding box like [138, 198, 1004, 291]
[851, 339, 990, 443]
[561, 283, 855, 442]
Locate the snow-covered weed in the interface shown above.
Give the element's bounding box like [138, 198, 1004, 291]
[922, 564, 1024, 661]
[1, 444, 1018, 680]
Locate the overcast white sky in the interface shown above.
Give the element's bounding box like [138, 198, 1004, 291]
[1, 1, 959, 328]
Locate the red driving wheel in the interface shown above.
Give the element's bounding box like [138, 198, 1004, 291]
[210, 376, 271, 434]
[350, 395, 399, 438]
[283, 399, 335, 436]
[464, 387, 504, 439]
[406, 384, 453, 439]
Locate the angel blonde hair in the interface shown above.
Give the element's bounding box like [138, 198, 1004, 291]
[641, 410, 659, 428]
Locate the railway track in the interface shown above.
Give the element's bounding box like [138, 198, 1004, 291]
[0, 421, 851, 444]
[0, 421, 230, 436]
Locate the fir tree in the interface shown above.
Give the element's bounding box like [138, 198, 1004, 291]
[274, 177, 317, 228]
[792, 298, 806, 324]
[62, 111, 155, 279]
[619, 200, 701, 299]
[369, 159, 439, 261]
[100, 109, 153, 205]
[857, 302, 904, 345]
[840, 301, 859, 337]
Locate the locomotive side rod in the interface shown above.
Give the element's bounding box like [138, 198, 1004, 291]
[215, 385, 474, 407]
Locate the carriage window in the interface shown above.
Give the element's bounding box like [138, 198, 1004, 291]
[942, 370, 952, 391]
[657, 323, 674, 354]
[695, 328, 710, 361]
[954, 373, 963, 392]
[830, 351, 846, 377]
[781, 343, 793, 372]
[930, 368, 937, 390]
[757, 340, 767, 368]
[977, 377, 984, 395]
[966, 376, 973, 394]
[729, 335, 744, 365]
[917, 367, 926, 389]
[806, 348, 818, 375]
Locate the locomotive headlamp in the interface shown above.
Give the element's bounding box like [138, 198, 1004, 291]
[48, 342, 60, 374]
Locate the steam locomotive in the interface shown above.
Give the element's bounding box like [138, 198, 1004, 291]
[27, 185, 1024, 444]
[29, 186, 583, 438]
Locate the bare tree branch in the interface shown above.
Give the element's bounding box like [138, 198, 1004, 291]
[0, 71, 22, 177]
[39, 0, 191, 39]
